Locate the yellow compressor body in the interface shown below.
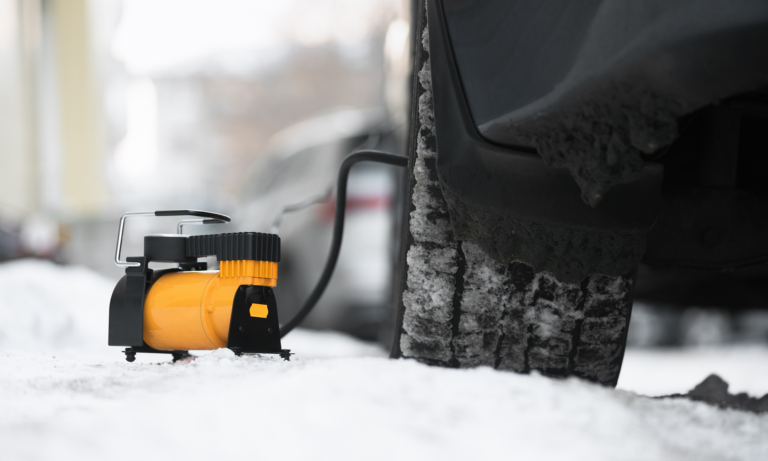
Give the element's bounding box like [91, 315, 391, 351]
[109, 211, 287, 362]
[143, 261, 278, 351]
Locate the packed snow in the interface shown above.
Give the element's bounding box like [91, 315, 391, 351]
[1, 259, 768, 460]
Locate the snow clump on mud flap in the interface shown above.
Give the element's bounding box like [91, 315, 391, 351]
[399, 20, 634, 387]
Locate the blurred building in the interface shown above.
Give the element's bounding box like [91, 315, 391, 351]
[1, 0, 113, 219]
[0, 0, 398, 277]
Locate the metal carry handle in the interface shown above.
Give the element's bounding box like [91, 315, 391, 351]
[114, 210, 231, 268]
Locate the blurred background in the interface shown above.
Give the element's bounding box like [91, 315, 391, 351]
[0, 0, 412, 342]
[1, 0, 766, 350]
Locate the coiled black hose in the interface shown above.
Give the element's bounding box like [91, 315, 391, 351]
[279, 150, 408, 338]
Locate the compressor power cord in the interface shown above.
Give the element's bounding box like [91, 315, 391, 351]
[279, 150, 408, 338]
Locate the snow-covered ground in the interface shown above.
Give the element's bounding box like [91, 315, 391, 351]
[1, 259, 767, 460]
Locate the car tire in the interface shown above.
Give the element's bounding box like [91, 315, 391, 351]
[390, 1, 637, 387]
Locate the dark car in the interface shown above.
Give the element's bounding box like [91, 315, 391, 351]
[389, 0, 768, 386]
[237, 108, 402, 340]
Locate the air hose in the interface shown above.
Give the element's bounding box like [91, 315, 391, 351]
[279, 150, 408, 338]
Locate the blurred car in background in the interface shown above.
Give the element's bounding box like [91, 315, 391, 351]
[236, 108, 402, 340]
[0, 212, 64, 263]
[0, 217, 21, 262]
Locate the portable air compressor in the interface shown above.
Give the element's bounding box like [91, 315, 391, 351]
[108, 210, 290, 362]
[107, 151, 408, 363]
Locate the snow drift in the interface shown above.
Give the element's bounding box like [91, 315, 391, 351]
[1, 259, 767, 461]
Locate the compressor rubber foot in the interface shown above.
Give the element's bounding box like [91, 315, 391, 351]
[228, 347, 292, 360]
[171, 351, 193, 362]
[123, 348, 136, 363]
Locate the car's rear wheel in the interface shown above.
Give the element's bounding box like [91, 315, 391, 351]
[390, 2, 637, 387]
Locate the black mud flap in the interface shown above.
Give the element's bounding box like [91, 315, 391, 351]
[423, 0, 664, 282]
